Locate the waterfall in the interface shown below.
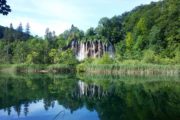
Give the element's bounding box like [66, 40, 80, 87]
[71, 40, 115, 61]
[77, 42, 85, 61]
[108, 43, 115, 58]
[92, 42, 96, 58]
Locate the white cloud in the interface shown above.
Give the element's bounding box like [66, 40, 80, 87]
[0, 0, 160, 37]
[0, 16, 71, 36]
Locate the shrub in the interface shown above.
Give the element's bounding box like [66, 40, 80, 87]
[122, 59, 141, 65]
[142, 50, 156, 63]
[58, 49, 78, 65]
[174, 50, 180, 64]
[93, 53, 114, 64]
[114, 54, 123, 63]
[76, 63, 86, 72]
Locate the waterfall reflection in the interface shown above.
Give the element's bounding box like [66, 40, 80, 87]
[77, 80, 108, 98]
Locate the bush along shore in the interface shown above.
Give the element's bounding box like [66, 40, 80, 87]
[0, 63, 179, 76]
[76, 56, 180, 76]
[0, 64, 75, 74]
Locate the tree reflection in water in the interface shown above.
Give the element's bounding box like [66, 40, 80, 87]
[0, 73, 179, 120]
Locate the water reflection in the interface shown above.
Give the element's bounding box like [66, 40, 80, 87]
[0, 73, 179, 120]
[77, 81, 107, 98]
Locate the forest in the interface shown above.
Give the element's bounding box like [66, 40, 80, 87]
[0, 0, 179, 67]
[0, 1, 179, 120]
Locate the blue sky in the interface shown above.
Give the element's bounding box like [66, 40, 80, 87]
[0, 0, 159, 36]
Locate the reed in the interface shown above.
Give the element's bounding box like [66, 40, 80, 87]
[78, 64, 180, 76]
[1, 63, 179, 75]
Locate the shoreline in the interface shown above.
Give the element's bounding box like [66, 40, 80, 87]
[0, 64, 75, 74]
[77, 64, 180, 76]
[0, 64, 179, 76]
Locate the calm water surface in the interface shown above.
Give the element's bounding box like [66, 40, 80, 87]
[0, 73, 179, 120]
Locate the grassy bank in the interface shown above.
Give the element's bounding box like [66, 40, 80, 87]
[0, 64, 75, 73]
[0, 63, 179, 76]
[77, 64, 180, 76]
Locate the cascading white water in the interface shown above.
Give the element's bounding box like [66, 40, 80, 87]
[108, 43, 115, 58]
[71, 40, 115, 61]
[77, 42, 85, 61]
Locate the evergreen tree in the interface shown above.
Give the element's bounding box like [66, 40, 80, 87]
[10, 23, 13, 30]
[45, 28, 54, 41]
[52, 31, 56, 41]
[45, 28, 50, 40]
[25, 23, 30, 35]
[15, 22, 23, 40]
[25, 23, 30, 40]
[9, 23, 14, 42]
[17, 22, 23, 32]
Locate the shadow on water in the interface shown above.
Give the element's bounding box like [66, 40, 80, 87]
[0, 73, 179, 120]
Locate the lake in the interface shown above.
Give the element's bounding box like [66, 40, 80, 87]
[0, 73, 179, 120]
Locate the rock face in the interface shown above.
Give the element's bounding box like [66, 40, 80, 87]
[71, 40, 115, 61]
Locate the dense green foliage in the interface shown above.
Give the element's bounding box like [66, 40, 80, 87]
[116, 0, 180, 62]
[0, 0, 179, 65]
[0, 24, 78, 64]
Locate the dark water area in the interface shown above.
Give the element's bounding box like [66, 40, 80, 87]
[0, 73, 179, 120]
